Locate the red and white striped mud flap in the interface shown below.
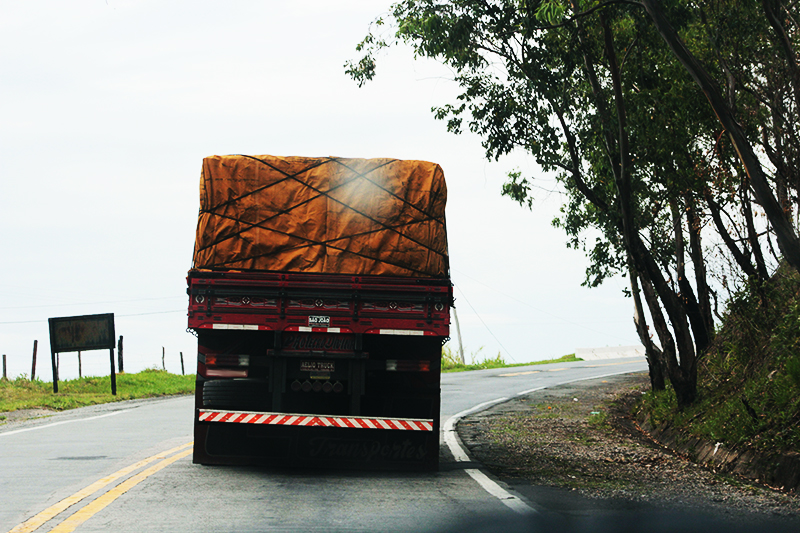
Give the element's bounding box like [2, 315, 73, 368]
[198, 410, 434, 431]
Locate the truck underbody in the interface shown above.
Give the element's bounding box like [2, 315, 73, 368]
[188, 270, 451, 470]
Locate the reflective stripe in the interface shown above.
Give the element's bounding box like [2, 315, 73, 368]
[198, 410, 433, 431]
[210, 324, 262, 330]
[293, 326, 343, 333]
[377, 329, 425, 336]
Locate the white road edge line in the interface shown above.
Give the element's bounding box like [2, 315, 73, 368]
[0, 410, 130, 437]
[443, 366, 647, 515]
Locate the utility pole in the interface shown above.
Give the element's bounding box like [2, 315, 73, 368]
[452, 307, 465, 365]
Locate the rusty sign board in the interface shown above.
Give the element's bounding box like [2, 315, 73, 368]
[48, 313, 115, 353]
[48, 313, 117, 395]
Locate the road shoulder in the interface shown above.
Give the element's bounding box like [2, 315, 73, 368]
[456, 372, 800, 528]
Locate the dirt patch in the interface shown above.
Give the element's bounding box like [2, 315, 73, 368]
[0, 407, 57, 425]
[457, 372, 800, 518]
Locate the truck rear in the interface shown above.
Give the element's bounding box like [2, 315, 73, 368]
[188, 155, 451, 470]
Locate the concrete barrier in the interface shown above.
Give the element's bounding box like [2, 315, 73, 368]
[575, 345, 646, 360]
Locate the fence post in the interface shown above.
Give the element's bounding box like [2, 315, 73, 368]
[51, 349, 59, 393]
[109, 347, 117, 396]
[162, 346, 165, 371]
[2, 354, 6, 380]
[180, 352, 185, 375]
[31, 340, 38, 380]
[117, 335, 124, 373]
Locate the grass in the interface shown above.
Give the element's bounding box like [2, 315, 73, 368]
[638, 263, 800, 455]
[441, 344, 581, 372]
[588, 410, 609, 428]
[0, 368, 195, 413]
[0, 346, 582, 414]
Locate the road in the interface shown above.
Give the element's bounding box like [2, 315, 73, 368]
[1, 358, 647, 533]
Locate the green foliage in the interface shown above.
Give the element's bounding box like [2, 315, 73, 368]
[535, 0, 566, 25]
[639, 265, 800, 453]
[0, 370, 195, 414]
[348, 0, 800, 410]
[345, 0, 729, 292]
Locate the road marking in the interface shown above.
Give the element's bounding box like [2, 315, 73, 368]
[49, 448, 193, 533]
[497, 360, 643, 377]
[497, 370, 540, 377]
[443, 398, 508, 462]
[6, 442, 193, 533]
[0, 410, 131, 437]
[465, 469, 534, 514]
[443, 366, 648, 515]
[585, 361, 641, 367]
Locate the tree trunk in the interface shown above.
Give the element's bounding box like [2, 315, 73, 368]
[639, 274, 697, 406]
[685, 192, 714, 339]
[670, 197, 711, 354]
[704, 189, 761, 279]
[741, 185, 770, 280]
[630, 261, 666, 390]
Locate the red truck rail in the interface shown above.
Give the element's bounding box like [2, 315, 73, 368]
[188, 270, 452, 336]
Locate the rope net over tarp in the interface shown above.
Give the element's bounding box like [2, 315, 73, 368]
[191, 155, 449, 278]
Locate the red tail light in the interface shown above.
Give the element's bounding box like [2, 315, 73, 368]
[198, 352, 250, 378]
[385, 360, 431, 372]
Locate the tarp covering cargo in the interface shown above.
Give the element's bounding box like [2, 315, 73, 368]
[192, 155, 449, 277]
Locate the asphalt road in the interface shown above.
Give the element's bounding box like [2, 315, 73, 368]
[1, 358, 648, 533]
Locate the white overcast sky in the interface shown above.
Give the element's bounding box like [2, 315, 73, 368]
[0, 1, 639, 380]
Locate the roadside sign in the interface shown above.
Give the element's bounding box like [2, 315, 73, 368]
[48, 313, 117, 395]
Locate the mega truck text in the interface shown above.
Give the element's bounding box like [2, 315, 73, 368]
[188, 155, 452, 470]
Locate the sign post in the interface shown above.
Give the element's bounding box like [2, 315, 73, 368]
[48, 313, 117, 395]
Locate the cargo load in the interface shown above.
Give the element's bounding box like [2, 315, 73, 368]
[192, 155, 449, 277]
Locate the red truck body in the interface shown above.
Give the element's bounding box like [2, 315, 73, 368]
[188, 155, 451, 470]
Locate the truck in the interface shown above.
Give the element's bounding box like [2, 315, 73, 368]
[188, 155, 452, 470]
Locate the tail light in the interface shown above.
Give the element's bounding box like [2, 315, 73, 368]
[386, 360, 431, 372]
[204, 354, 249, 367]
[198, 353, 250, 378]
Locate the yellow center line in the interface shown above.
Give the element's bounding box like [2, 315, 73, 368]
[49, 448, 193, 533]
[497, 370, 541, 377]
[499, 367, 568, 377]
[7, 442, 193, 533]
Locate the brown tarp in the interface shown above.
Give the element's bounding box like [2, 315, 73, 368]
[192, 155, 449, 277]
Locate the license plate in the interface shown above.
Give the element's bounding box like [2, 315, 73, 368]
[300, 361, 335, 372]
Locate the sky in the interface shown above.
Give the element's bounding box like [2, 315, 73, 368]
[0, 1, 640, 381]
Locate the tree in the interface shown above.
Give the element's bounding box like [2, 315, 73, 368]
[347, 0, 797, 407]
[639, 0, 800, 271]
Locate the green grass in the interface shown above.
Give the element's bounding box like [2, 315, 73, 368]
[0, 369, 195, 413]
[441, 344, 581, 372]
[638, 264, 800, 455]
